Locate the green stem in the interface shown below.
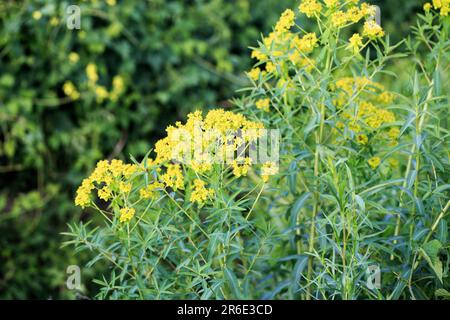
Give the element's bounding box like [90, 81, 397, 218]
[306, 102, 326, 300]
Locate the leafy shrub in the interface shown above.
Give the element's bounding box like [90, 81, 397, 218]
[0, 0, 297, 298]
[237, 0, 449, 299]
[66, 0, 450, 299]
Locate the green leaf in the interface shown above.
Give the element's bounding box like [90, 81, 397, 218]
[435, 289, 450, 300]
[224, 267, 243, 299]
[420, 239, 443, 283]
[437, 220, 447, 244]
[290, 193, 311, 230]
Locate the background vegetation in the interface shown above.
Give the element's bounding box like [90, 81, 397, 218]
[0, 0, 434, 299]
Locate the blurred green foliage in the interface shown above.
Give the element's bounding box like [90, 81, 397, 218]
[0, 0, 423, 299]
[0, 0, 298, 298]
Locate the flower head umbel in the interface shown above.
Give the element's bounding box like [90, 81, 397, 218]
[261, 162, 279, 182]
[275, 9, 295, 33]
[363, 20, 384, 39]
[432, 0, 450, 16]
[368, 156, 381, 169]
[299, 0, 323, 18]
[190, 179, 215, 205]
[256, 98, 270, 112]
[347, 33, 363, 54]
[119, 207, 135, 223]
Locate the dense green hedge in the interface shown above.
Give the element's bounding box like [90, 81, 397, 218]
[0, 0, 298, 299]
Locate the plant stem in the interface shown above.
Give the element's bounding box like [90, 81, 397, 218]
[306, 102, 326, 300]
[391, 80, 434, 260]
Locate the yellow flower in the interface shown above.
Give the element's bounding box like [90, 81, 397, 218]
[247, 67, 262, 81]
[424, 3, 432, 11]
[363, 20, 385, 39]
[75, 178, 94, 208]
[63, 81, 80, 100]
[190, 179, 214, 205]
[433, 0, 449, 15]
[86, 63, 99, 84]
[294, 33, 318, 53]
[110, 75, 125, 101]
[160, 163, 184, 190]
[139, 182, 163, 199]
[433, 0, 442, 8]
[324, 0, 339, 8]
[32, 11, 42, 20]
[275, 9, 296, 33]
[299, 0, 322, 18]
[377, 91, 394, 104]
[360, 3, 377, 16]
[122, 164, 139, 177]
[69, 52, 79, 64]
[387, 127, 400, 140]
[251, 50, 267, 61]
[261, 162, 279, 182]
[119, 207, 135, 223]
[356, 134, 369, 145]
[255, 98, 270, 112]
[368, 156, 381, 169]
[388, 158, 399, 168]
[98, 186, 112, 201]
[231, 157, 252, 177]
[113, 75, 124, 92]
[345, 7, 365, 23]
[347, 33, 363, 54]
[119, 182, 132, 194]
[95, 86, 109, 103]
[50, 17, 59, 26]
[331, 11, 348, 28]
[265, 62, 276, 74]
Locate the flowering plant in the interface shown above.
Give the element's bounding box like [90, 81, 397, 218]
[66, 0, 449, 300]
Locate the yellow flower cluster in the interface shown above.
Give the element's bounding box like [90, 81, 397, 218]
[428, 0, 450, 16]
[153, 109, 263, 168]
[69, 52, 79, 64]
[261, 162, 279, 182]
[347, 33, 363, 54]
[332, 77, 397, 146]
[231, 157, 252, 177]
[248, 1, 383, 84]
[86, 63, 99, 84]
[299, 0, 377, 27]
[362, 20, 385, 39]
[139, 182, 164, 200]
[299, 0, 323, 18]
[160, 163, 185, 191]
[63, 81, 80, 100]
[332, 77, 386, 106]
[75, 159, 140, 208]
[324, 0, 339, 8]
[247, 67, 265, 81]
[75, 109, 271, 218]
[249, 30, 319, 78]
[256, 98, 270, 112]
[119, 207, 135, 223]
[85, 63, 125, 103]
[275, 9, 296, 33]
[32, 11, 42, 20]
[110, 75, 125, 101]
[368, 156, 381, 169]
[190, 179, 215, 205]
